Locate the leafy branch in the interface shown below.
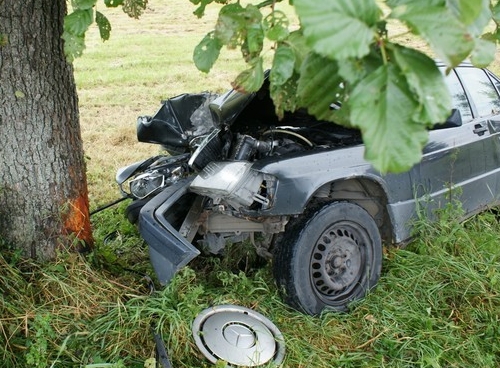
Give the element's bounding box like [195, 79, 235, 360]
[192, 0, 500, 172]
[64, 0, 500, 172]
[63, 0, 148, 61]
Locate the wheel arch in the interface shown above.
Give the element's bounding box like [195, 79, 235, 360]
[307, 177, 394, 244]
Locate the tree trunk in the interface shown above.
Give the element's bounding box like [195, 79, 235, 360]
[0, 0, 92, 259]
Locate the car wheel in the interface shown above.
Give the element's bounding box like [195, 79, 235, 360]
[273, 201, 382, 315]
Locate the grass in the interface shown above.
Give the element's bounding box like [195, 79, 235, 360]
[1, 203, 500, 367]
[1, 0, 500, 367]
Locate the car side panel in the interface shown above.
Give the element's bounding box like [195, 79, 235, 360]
[252, 146, 416, 241]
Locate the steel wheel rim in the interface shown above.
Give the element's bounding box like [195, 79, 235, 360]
[309, 221, 370, 302]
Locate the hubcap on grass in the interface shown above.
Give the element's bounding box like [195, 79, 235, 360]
[192, 305, 285, 367]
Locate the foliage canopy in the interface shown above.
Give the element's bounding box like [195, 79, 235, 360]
[65, 0, 500, 172]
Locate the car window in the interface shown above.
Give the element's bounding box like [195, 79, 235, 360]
[487, 70, 500, 96]
[443, 70, 473, 123]
[456, 67, 500, 118]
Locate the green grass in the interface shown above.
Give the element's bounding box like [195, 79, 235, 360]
[1, 204, 500, 367]
[2, 1, 500, 367]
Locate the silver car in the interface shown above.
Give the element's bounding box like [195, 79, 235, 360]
[117, 62, 500, 315]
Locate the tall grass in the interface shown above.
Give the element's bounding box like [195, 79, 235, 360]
[1, 0, 500, 367]
[1, 204, 499, 367]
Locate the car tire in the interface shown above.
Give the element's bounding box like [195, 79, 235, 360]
[273, 201, 382, 315]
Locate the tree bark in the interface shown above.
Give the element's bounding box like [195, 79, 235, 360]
[0, 0, 92, 259]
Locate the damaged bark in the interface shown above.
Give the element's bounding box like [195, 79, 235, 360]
[0, 0, 93, 259]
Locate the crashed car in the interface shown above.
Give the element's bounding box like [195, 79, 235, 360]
[117, 62, 500, 315]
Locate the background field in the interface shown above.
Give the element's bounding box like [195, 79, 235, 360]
[77, 0, 500, 207]
[76, 0, 296, 206]
[1, 1, 499, 367]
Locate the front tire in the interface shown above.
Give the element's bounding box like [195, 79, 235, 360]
[273, 201, 382, 315]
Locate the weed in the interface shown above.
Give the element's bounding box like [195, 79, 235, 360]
[25, 314, 57, 368]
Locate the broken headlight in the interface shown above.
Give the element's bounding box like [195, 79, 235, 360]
[129, 172, 166, 199]
[190, 161, 274, 210]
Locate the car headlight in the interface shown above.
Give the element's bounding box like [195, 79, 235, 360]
[129, 172, 165, 199]
[190, 161, 273, 209]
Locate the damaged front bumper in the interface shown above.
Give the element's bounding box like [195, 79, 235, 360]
[139, 177, 200, 284]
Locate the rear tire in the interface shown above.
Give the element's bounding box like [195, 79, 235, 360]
[273, 201, 382, 315]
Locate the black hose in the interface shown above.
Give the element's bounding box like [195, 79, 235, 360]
[90, 196, 130, 216]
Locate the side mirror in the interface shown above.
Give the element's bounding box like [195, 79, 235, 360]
[432, 108, 462, 130]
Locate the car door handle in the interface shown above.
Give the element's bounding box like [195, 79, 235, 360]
[473, 124, 488, 136]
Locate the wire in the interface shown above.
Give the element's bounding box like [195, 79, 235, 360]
[262, 129, 314, 147]
[89, 196, 130, 216]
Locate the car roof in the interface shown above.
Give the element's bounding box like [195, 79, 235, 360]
[435, 60, 474, 68]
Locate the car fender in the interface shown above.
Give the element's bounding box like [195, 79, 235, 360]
[251, 146, 413, 243]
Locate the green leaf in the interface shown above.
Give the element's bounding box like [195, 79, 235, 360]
[297, 53, 343, 122]
[270, 44, 295, 86]
[294, 0, 380, 60]
[215, 4, 263, 60]
[337, 54, 381, 85]
[270, 72, 300, 119]
[193, 32, 223, 73]
[338, 60, 367, 85]
[243, 5, 263, 56]
[447, 0, 483, 26]
[387, 0, 443, 7]
[62, 30, 86, 62]
[231, 57, 264, 93]
[286, 31, 310, 72]
[245, 22, 264, 55]
[390, 44, 451, 124]
[492, 1, 500, 23]
[465, 0, 492, 37]
[64, 9, 93, 36]
[482, 32, 497, 43]
[122, 0, 148, 19]
[104, 0, 124, 7]
[191, 0, 213, 18]
[96, 11, 112, 41]
[72, 0, 97, 10]
[266, 24, 289, 42]
[390, 3, 474, 66]
[471, 38, 496, 67]
[215, 3, 246, 47]
[263, 10, 290, 42]
[349, 64, 428, 173]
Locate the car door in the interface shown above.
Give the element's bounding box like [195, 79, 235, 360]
[455, 66, 500, 212]
[410, 65, 500, 220]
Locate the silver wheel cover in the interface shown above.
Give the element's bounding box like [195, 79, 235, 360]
[192, 305, 285, 366]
